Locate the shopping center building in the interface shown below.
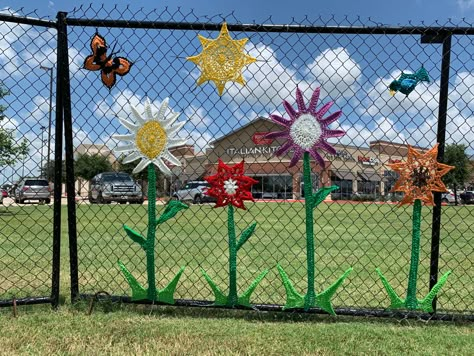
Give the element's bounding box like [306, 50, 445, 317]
[178, 117, 419, 200]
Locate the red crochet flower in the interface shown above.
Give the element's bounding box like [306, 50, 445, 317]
[205, 159, 258, 210]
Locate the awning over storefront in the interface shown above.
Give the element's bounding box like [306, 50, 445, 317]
[357, 171, 381, 181]
[331, 170, 356, 181]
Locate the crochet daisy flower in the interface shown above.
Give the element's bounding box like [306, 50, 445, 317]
[265, 87, 345, 168]
[113, 98, 187, 175]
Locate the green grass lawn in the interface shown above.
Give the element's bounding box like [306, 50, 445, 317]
[0, 201, 473, 354]
[0, 304, 472, 355]
[1, 201, 473, 313]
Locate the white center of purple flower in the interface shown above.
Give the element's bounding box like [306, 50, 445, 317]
[289, 113, 322, 150]
[223, 179, 238, 195]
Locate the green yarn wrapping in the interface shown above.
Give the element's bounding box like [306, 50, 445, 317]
[227, 204, 239, 306]
[406, 199, 422, 309]
[118, 164, 188, 303]
[146, 164, 157, 300]
[303, 152, 316, 309]
[201, 204, 268, 308]
[376, 198, 452, 312]
[277, 152, 352, 314]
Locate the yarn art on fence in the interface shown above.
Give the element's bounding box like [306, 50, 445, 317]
[113, 97, 189, 303]
[201, 160, 268, 308]
[83, 32, 133, 89]
[205, 159, 258, 210]
[377, 143, 454, 312]
[187, 22, 256, 95]
[113, 98, 187, 175]
[388, 144, 454, 206]
[267, 86, 351, 315]
[264, 87, 345, 168]
[388, 66, 430, 97]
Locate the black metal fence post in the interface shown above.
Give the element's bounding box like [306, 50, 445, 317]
[429, 33, 452, 313]
[57, 11, 80, 303]
[50, 12, 66, 309]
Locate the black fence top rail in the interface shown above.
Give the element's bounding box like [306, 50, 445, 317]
[63, 17, 474, 36]
[0, 13, 57, 28]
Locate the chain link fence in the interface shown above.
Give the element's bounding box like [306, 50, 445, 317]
[0, 9, 60, 307]
[1, 5, 473, 319]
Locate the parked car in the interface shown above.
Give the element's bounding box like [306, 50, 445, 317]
[14, 178, 51, 204]
[88, 172, 143, 204]
[173, 181, 216, 204]
[441, 192, 456, 204]
[1, 183, 12, 197]
[460, 191, 474, 204]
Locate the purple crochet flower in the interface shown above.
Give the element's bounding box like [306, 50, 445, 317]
[265, 87, 345, 168]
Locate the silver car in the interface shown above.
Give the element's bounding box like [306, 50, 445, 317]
[89, 172, 143, 204]
[173, 181, 216, 204]
[14, 178, 51, 204]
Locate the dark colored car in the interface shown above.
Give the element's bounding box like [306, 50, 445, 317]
[89, 172, 143, 204]
[460, 191, 474, 204]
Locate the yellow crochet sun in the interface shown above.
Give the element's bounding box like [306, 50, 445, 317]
[187, 22, 256, 95]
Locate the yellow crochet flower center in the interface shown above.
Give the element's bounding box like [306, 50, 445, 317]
[136, 121, 167, 159]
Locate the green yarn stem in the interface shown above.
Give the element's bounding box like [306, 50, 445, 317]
[406, 199, 422, 309]
[303, 152, 315, 309]
[146, 164, 157, 301]
[227, 204, 238, 306]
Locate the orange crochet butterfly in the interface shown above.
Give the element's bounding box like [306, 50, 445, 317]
[83, 32, 133, 89]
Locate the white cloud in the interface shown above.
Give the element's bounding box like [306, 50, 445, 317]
[224, 43, 362, 108]
[189, 131, 212, 152]
[457, 0, 474, 10]
[361, 69, 439, 118]
[27, 95, 54, 124]
[304, 47, 362, 99]
[184, 105, 211, 130]
[0, 116, 19, 131]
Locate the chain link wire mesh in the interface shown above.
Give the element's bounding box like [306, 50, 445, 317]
[0, 9, 58, 305]
[64, 6, 473, 318]
[1, 5, 472, 318]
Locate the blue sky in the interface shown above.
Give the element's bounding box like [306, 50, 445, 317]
[6, 0, 474, 24]
[2, 0, 474, 183]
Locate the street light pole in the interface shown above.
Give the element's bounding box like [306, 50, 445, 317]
[40, 65, 53, 181]
[40, 125, 46, 176]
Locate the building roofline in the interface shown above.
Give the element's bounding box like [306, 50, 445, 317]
[210, 116, 273, 145]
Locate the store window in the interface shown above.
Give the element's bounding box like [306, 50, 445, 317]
[330, 171, 354, 199]
[357, 171, 380, 195]
[383, 170, 400, 196]
[251, 175, 292, 199]
[300, 173, 319, 198]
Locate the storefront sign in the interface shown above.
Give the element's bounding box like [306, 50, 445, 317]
[358, 156, 380, 166]
[326, 150, 356, 162]
[226, 146, 281, 156]
[252, 132, 274, 145]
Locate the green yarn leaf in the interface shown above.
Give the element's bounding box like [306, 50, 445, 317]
[123, 225, 147, 251]
[311, 185, 339, 209]
[315, 267, 353, 315]
[157, 266, 186, 305]
[419, 270, 451, 313]
[238, 269, 269, 308]
[118, 260, 147, 301]
[201, 268, 228, 306]
[277, 264, 305, 309]
[236, 222, 257, 251]
[156, 200, 189, 225]
[376, 268, 405, 309]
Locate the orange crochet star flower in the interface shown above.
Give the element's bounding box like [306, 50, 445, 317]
[388, 144, 454, 206]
